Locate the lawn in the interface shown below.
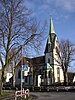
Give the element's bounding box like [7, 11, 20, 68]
[0, 92, 13, 99]
[0, 92, 33, 100]
[0, 92, 11, 97]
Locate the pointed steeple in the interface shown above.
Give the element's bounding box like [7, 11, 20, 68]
[50, 17, 55, 34]
[45, 17, 56, 53]
[49, 17, 56, 46]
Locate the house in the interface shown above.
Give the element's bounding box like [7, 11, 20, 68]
[68, 72, 75, 82]
[14, 17, 64, 87]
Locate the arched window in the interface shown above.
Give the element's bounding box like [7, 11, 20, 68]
[57, 67, 60, 82]
[48, 58, 50, 63]
[18, 69, 21, 79]
[57, 67, 60, 75]
[45, 71, 47, 78]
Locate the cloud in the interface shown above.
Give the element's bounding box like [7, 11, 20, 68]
[46, 0, 75, 12]
[25, 0, 74, 23]
[25, 0, 75, 12]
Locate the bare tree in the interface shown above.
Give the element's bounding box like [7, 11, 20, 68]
[0, 0, 45, 94]
[60, 40, 75, 84]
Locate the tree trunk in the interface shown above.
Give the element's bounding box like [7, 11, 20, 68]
[0, 72, 3, 95]
[0, 79, 3, 95]
[0, 70, 5, 95]
[0, 80, 1, 95]
[65, 71, 68, 84]
[64, 71, 68, 85]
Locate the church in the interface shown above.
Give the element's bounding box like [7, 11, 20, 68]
[15, 17, 64, 87]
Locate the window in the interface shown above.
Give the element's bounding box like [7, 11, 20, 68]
[57, 67, 60, 82]
[57, 68, 60, 75]
[45, 71, 47, 78]
[39, 69, 41, 74]
[18, 69, 21, 79]
[48, 58, 50, 63]
[25, 76, 28, 83]
[56, 46, 60, 57]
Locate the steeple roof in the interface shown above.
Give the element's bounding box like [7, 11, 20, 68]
[50, 17, 55, 34]
[45, 17, 56, 53]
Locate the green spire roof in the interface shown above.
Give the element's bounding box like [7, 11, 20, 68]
[44, 17, 56, 53]
[50, 17, 55, 34]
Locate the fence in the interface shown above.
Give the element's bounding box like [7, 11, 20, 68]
[15, 89, 29, 100]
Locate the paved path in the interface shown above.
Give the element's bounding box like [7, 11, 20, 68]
[30, 92, 75, 100]
[1, 91, 75, 100]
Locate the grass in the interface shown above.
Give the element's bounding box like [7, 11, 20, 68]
[0, 92, 33, 100]
[0, 92, 35, 100]
[0, 92, 14, 99]
[0, 92, 10, 97]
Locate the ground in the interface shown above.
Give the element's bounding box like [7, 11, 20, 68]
[0, 91, 75, 100]
[30, 92, 75, 100]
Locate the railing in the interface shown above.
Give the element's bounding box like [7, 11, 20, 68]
[15, 89, 29, 100]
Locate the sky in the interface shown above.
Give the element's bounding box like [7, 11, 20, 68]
[25, 0, 75, 43]
[24, 0, 75, 71]
[0, 0, 75, 71]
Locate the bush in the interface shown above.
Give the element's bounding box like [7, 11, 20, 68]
[51, 82, 63, 86]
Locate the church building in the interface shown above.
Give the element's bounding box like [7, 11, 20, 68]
[15, 17, 64, 87]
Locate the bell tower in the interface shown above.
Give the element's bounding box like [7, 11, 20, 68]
[45, 17, 56, 67]
[44, 17, 64, 83]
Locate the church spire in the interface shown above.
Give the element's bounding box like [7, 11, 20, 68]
[50, 17, 55, 34]
[44, 17, 56, 53]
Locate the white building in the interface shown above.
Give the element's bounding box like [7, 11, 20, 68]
[43, 17, 64, 84]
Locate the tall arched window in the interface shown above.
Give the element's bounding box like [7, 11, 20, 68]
[48, 58, 50, 63]
[57, 67, 60, 82]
